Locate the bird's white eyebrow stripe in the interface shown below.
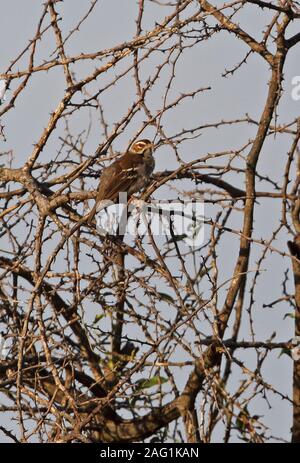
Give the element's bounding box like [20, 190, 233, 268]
[122, 167, 139, 172]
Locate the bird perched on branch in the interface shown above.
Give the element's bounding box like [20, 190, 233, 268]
[88, 139, 155, 223]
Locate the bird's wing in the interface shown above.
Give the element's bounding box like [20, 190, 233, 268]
[96, 153, 143, 202]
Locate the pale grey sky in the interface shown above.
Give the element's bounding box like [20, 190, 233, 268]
[0, 0, 300, 442]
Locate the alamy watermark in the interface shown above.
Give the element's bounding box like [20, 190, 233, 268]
[291, 337, 300, 362]
[0, 79, 7, 105]
[291, 76, 300, 101]
[0, 334, 9, 360]
[94, 194, 204, 248]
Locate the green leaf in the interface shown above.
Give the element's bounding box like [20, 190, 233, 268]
[135, 376, 168, 391]
[283, 312, 295, 320]
[278, 347, 292, 359]
[93, 314, 104, 324]
[157, 292, 174, 304]
[167, 234, 187, 244]
[236, 405, 249, 433]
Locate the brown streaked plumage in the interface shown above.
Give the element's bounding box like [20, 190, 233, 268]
[88, 139, 154, 222]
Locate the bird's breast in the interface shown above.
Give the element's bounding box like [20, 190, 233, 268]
[127, 156, 154, 196]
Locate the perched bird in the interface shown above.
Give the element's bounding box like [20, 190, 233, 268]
[88, 139, 155, 223]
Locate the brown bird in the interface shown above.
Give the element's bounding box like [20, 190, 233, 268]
[88, 139, 155, 223]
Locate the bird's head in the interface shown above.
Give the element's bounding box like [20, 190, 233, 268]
[129, 139, 153, 157]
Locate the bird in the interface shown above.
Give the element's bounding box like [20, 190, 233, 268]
[87, 139, 155, 223]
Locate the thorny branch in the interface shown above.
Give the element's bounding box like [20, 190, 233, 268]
[0, 0, 300, 443]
